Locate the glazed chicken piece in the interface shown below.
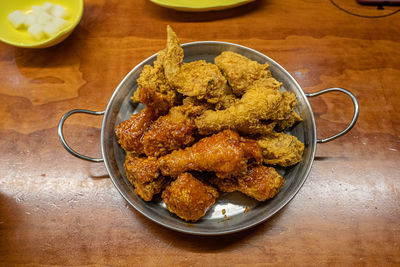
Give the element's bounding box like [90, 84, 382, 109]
[209, 165, 284, 202]
[142, 104, 204, 157]
[133, 49, 179, 109]
[215, 51, 273, 96]
[158, 130, 263, 179]
[162, 172, 219, 221]
[257, 132, 304, 167]
[124, 153, 168, 201]
[195, 82, 283, 136]
[162, 26, 235, 109]
[115, 108, 155, 154]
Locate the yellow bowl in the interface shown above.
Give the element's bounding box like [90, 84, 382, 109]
[0, 0, 83, 48]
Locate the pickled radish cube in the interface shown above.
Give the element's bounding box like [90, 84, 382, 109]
[42, 22, 60, 36]
[28, 24, 44, 40]
[36, 11, 53, 25]
[24, 13, 37, 27]
[42, 2, 54, 12]
[8, 10, 25, 29]
[50, 4, 68, 19]
[32, 5, 44, 13]
[52, 17, 68, 29]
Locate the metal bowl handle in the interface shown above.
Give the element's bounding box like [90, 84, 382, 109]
[58, 109, 105, 162]
[305, 87, 359, 143]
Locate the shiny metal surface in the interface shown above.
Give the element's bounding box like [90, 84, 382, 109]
[60, 41, 358, 235]
[305, 88, 359, 143]
[58, 109, 105, 162]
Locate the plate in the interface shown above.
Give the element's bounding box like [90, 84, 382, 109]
[149, 0, 255, 12]
[101, 42, 317, 235]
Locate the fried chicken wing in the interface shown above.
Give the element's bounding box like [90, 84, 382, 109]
[210, 165, 284, 201]
[142, 104, 204, 157]
[195, 82, 282, 136]
[162, 172, 219, 221]
[257, 132, 304, 167]
[115, 108, 155, 154]
[124, 153, 168, 201]
[134, 50, 179, 108]
[158, 130, 262, 178]
[163, 25, 184, 83]
[215, 51, 273, 96]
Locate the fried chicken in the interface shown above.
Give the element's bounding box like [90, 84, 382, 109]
[215, 51, 273, 96]
[158, 130, 263, 179]
[272, 91, 302, 131]
[134, 49, 179, 109]
[195, 82, 283, 136]
[163, 25, 184, 84]
[124, 153, 168, 201]
[133, 86, 174, 117]
[162, 172, 219, 221]
[257, 132, 304, 167]
[163, 26, 235, 109]
[115, 108, 155, 154]
[142, 104, 204, 157]
[210, 165, 284, 201]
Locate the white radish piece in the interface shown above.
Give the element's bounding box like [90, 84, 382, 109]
[28, 24, 44, 40]
[42, 2, 54, 12]
[8, 10, 25, 29]
[50, 4, 68, 19]
[24, 13, 37, 27]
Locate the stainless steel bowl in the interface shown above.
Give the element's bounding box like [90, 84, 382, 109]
[58, 41, 359, 235]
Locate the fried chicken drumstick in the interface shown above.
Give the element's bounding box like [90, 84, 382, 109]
[158, 129, 263, 179]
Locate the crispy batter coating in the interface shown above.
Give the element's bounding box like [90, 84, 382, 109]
[163, 26, 235, 108]
[158, 130, 262, 178]
[215, 51, 272, 96]
[115, 108, 155, 154]
[124, 153, 168, 201]
[162, 172, 219, 221]
[195, 82, 283, 136]
[163, 25, 184, 84]
[171, 60, 233, 104]
[133, 86, 174, 117]
[134, 50, 178, 108]
[142, 104, 204, 157]
[210, 165, 284, 201]
[257, 132, 304, 167]
[272, 91, 302, 131]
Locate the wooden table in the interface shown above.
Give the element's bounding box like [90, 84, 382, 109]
[1, 0, 399, 265]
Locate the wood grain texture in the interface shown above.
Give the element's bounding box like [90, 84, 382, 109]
[0, 0, 399, 265]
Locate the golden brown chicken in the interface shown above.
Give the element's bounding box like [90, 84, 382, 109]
[215, 51, 273, 96]
[195, 82, 283, 136]
[115, 108, 155, 154]
[163, 26, 235, 109]
[142, 104, 204, 157]
[257, 132, 304, 167]
[272, 91, 302, 131]
[210, 165, 284, 201]
[134, 49, 179, 108]
[124, 153, 169, 201]
[133, 86, 174, 117]
[162, 172, 219, 221]
[158, 130, 263, 179]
